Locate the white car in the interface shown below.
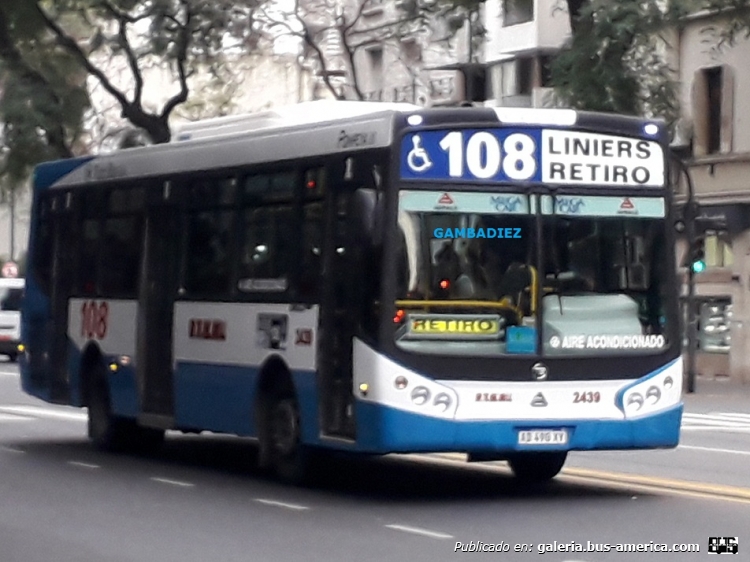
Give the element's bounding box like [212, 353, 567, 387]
[0, 277, 24, 362]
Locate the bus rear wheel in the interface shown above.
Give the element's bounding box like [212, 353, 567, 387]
[88, 375, 127, 451]
[87, 371, 164, 453]
[507, 452, 567, 483]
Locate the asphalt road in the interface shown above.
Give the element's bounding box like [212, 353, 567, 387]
[1, 360, 747, 562]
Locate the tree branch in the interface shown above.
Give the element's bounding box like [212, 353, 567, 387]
[161, 1, 192, 119]
[32, 2, 134, 114]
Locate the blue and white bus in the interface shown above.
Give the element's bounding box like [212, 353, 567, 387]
[21, 101, 682, 483]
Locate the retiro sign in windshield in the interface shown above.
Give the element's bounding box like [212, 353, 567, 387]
[400, 128, 664, 188]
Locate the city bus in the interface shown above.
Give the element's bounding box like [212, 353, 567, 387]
[20, 100, 682, 483]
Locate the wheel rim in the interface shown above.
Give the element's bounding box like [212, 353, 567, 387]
[270, 400, 299, 457]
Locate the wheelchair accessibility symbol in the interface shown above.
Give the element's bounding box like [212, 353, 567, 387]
[407, 135, 432, 173]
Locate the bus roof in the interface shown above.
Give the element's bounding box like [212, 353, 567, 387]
[172, 100, 421, 142]
[33, 102, 665, 190]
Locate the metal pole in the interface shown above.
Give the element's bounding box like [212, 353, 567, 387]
[679, 158, 698, 393]
[9, 187, 15, 262]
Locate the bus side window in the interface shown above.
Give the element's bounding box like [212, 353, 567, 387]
[240, 206, 294, 284]
[184, 210, 234, 296]
[77, 218, 101, 295]
[299, 202, 323, 300]
[100, 216, 141, 297]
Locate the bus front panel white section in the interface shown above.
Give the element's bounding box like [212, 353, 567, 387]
[172, 302, 318, 372]
[68, 298, 137, 357]
[353, 339, 681, 421]
[352, 338, 459, 420]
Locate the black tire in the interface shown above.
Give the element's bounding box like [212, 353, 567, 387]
[7, 352, 18, 363]
[87, 366, 165, 453]
[262, 395, 322, 485]
[508, 452, 567, 483]
[87, 373, 127, 451]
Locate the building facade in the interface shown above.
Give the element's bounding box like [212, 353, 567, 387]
[483, 0, 569, 108]
[301, 0, 474, 106]
[672, 11, 750, 384]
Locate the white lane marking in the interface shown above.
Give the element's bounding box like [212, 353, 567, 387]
[706, 412, 750, 419]
[67, 460, 100, 469]
[682, 427, 750, 434]
[0, 405, 87, 422]
[683, 413, 750, 430]
[0, 370, 19, 377]
[254, 498, 310, 511]
[0, 446, 25, 454]
[384, 524, 454, 540]
[150, 477, 195, 488]
[0, 413, 35, 422]
[679, 444, 750, 456]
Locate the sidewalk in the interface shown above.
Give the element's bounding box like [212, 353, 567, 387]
[682, 375, 750, 412]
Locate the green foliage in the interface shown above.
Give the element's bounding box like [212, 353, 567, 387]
[550, 0, 688, 127]
[0, 0, 267, 172]
[551, 0, 750, 128]
[0, 1, 89, 187]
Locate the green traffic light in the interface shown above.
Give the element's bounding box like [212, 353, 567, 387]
[692, 260, 707, 273]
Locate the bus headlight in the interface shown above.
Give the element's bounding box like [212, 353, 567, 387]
[626, 393, 644, 413]
[645, 385, 661, 405]
[433, 393, 452, 412]
[619, 359, 682, 418]
[411, 386, 430, 405]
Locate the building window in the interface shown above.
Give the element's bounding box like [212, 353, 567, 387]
[706, 67, 722, 154]
[367, 47, 384, 86]
[516, 57, 532, 95]
[705, 234, 733, 268]
[692, 65, 734, 156]
[490, 58, 534, 106]
[699, 300, 732, 353]
[367, 47, 383, 76]
[503, 0, 534, 26]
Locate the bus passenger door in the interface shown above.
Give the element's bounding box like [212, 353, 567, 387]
[318, 185, 357, 439]
[136, 199, 180, 425]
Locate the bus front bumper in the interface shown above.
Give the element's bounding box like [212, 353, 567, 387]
[353, 401, 683, 455]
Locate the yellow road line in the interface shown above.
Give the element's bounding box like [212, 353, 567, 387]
[404, 454, 750, 505]
[562, 467, 750, 501]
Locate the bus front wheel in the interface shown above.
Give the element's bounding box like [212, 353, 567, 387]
[507, 452, 567, 483]
[267, 396, 309, 484]
[262, 395, 328, 485]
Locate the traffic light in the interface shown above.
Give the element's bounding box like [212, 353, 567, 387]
[688, 235, 706, 273]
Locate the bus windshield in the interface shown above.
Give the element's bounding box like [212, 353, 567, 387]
[394, 191, 671, 357]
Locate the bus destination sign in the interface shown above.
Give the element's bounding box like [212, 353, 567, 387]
[400, 129, 664, 187]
